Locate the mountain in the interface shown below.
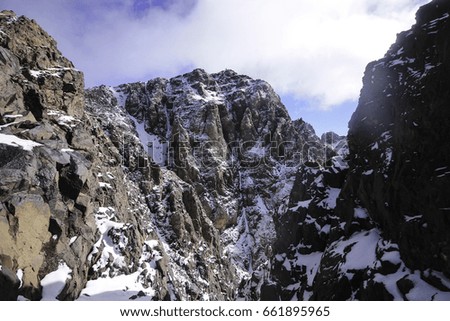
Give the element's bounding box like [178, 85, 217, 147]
[1, 0, 450, 301]
[273, 0, 450, 300]
[0, 9, 328, 300]
[83, 68, 330, 301]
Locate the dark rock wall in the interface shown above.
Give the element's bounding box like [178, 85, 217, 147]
[269, 0, 450, 301]
[345, 0, 450, 274]
[299, 0, 450, 300]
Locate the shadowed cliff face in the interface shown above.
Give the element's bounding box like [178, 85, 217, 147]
[345, 0, 450, 272]
[295, 0, 450, 300]
[264, 0, 450, 301]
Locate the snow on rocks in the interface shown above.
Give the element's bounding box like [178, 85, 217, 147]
[41, 262, 72, 300]
[0, 133, 42, 151]
[78, 266, 155, 301]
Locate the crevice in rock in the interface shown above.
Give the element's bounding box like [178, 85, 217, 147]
[24, 88, 43, 121]
[57, 164, 83, 200]
[48, 218, 62, 238]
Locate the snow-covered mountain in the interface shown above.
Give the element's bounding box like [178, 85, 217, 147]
[1, 0, 450, 301]
[82, 68, 328, 300]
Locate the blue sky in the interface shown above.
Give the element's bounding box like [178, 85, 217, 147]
[2, 0, 430, 135]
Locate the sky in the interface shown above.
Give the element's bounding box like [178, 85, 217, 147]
[2, 0, 431, 135]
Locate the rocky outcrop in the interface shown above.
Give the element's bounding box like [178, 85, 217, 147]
[0, 10, 93, 300]
[0, 11, 83, 120]
[0, 11, 156, 301]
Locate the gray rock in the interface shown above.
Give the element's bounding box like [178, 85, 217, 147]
[0, 265, 20, 300]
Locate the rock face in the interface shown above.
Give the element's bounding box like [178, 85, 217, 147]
[333, 0, 450, 298]
[270, 0, 450, 301]
[1, 0, 450, 301]
[0, 10, 95, 300]
[346, 0, 450, 273]
[84, 68, 328, 300]
[0, 9, 327, 301]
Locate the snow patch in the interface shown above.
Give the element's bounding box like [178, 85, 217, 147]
[99, 182, 112, 189]
[330, 229, 379, 270]
[343, 230, 379, 270]
[3, 114, 23, 119]
[354, 208, 369, 219]
[110, 87, 128, 108]
[380, 250, 401, 265]
[317, 188, 340, 209]
[404, 214, 422, 222]
[294, 251, 323, 300]
[78, 272, 155, 301]
[291, 199, 312, 211]
[0, 133, 42, 151]
[146, 133, 168, 166]
[69, 236, 78, 245]
[16, 269, 23, 288]
[128, 114, 168, 166]
[246, 143, 267, 158]
[88, 207, 126, 271]
[57, 115, 80, 128]
[383, 148, 393, 167]
[41, 262, 72, 301]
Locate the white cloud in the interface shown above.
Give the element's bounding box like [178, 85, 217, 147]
[3, 0, 431, 110]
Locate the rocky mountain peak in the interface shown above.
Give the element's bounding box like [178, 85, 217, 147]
[0, 10, 84, 123]
[415, 0, 450, 25]
[0, 10, 73, 70]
